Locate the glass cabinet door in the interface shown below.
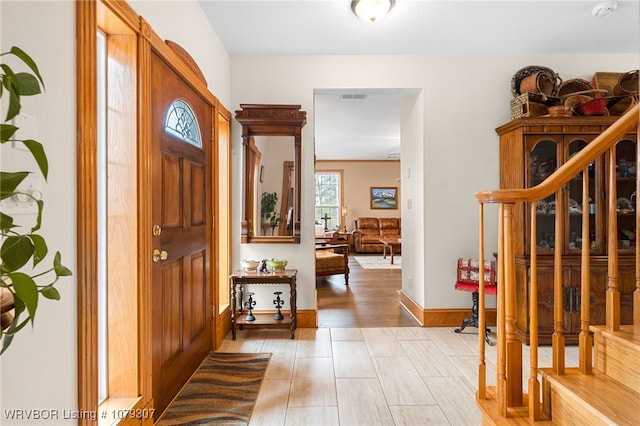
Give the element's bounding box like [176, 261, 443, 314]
[567, 138, 601, 254]
[615, 138, 637, 253]
[528, 137, 560, 253]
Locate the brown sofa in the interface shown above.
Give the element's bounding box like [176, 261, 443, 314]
[351, 217, 401, 253]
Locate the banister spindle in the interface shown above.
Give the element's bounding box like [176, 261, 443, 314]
[607, 146, 620, 331]
[552, 189, 565, 374]
[497, 203, 507, 416]
[477, 203, 487, 400]
[580, 165, 592, 374]
[528, 202, 540, 420]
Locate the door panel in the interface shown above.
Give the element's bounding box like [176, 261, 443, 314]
[162, 156, 182, 228]
[188, 251, 207, 339]
[161, 260, 183, 364]
[151, 51, 212, 418]
[191, 164, 205, 226]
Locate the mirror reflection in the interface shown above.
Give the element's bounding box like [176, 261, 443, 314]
[236, 104, 306, 244]
[252, 136, 295, 237]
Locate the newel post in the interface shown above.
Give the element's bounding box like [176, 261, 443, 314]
[502, 203, 523, 408]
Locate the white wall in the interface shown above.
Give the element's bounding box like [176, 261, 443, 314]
[1, 2, 78, 423]
[130, 0, 231, 108]
[230, 54, 640, 313]
[0, 1, 230, 424]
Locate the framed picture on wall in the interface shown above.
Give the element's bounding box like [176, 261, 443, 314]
[370, 187, 397, 209]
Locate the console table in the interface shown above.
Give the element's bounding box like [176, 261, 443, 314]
[229, 269, 297, 340]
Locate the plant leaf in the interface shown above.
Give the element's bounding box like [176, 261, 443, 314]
[0, 171, 28, 200]
[5, 86, 21, 122]
[31, 199, 43, 233]
[40, 285, 60, 300]
[10, 46, 45, 89]
[28, 234, 47, 267]
[8, 272, 38, 324]
[0, 235, 34, 271]
[14, 73, 41, 96]
[0, 211, 16, 231]
[53, 252, 72, 277]
[0, 323, 16, 355]
[21, 140, 48, 179]
[0, 124, 18, 143]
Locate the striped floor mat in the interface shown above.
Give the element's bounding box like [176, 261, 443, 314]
[157, 352, 271, 425]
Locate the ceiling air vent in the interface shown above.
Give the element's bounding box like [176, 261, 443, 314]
[341, 94, 367, 100]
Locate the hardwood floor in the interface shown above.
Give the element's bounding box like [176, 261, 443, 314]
[316, 255, 419, 328]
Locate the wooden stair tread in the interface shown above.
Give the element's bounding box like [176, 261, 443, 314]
[590, 324, 640, 349]
[541, 367, 640, 425]
[476, 387, 552, 425]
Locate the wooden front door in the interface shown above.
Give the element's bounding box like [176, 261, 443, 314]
[150, 51, 213, 417]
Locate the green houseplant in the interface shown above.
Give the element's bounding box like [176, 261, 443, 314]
[0, 46, 71, 354]
[260, 191, 281, 226]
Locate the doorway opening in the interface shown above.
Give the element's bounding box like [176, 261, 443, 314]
[313, 88, 418, 327]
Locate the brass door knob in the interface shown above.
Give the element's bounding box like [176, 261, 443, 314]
[152, 249, 168, 262]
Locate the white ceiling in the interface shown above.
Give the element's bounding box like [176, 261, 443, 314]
[198, 0, 640, 159]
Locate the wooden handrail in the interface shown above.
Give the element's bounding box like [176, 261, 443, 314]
[477, 104, 640, 204]
[475, 103, 639, 421]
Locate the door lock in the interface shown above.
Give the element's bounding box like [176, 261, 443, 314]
[152, 249, 168, 262]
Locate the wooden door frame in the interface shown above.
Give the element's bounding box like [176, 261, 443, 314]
[77, 0, 231, 422]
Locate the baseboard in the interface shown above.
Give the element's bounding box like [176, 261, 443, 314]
[400, 291, 496, 327]
[297, 309, 318, 328]
[217, 304, 494, 331]
[399, 291, 425, 325]
[215, 306, 231, 349]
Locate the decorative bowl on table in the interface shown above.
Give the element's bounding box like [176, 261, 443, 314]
[240, 259, 260, 271]
[268, 258, 288, 271]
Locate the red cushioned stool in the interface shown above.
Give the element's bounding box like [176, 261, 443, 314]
[454, 258, 497, 345]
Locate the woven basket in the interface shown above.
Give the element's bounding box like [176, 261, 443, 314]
[510, 92, 550, 119]
[519, 72, 555, 96]
[608, 96, 637, 116]
[575, 98, 608, 116]
[592, 71, 623, 94]
[564, 94, 592, 109]
[557, 79, 593, 98]
[547, 105, 574, 117]
[614, 70, 639, 96]
[511, 65, 562, 97]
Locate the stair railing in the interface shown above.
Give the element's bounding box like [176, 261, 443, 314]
[474, 104, 639, 421]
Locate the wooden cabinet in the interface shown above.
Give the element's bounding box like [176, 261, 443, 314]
[498, 117, 637, 344]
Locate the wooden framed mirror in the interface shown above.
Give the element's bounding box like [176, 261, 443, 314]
[236, 104, 306, 243]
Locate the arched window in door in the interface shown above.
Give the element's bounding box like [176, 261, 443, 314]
[165, 99, 202, 148]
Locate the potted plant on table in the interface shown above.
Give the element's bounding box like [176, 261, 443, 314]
[0, 46, 72, 354]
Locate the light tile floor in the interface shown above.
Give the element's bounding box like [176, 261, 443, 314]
[218, 327, 579, 426]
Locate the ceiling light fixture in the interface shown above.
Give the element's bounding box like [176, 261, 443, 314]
[592, 1, 617, 17]
[351, 0, 395, 23]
